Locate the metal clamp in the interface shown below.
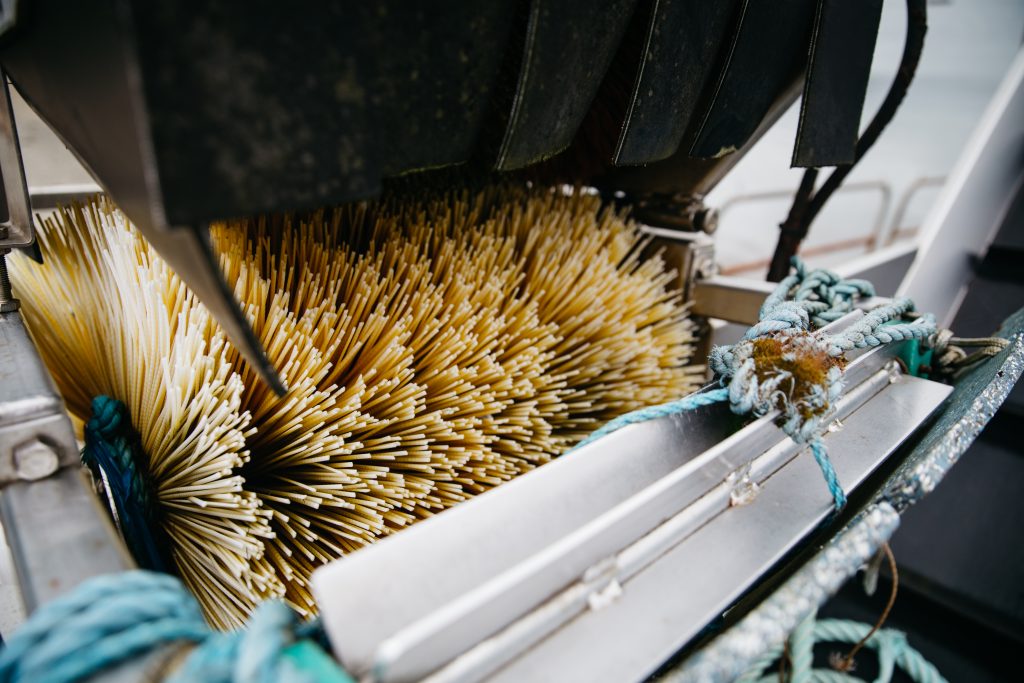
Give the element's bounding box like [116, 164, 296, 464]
[639, 224, 716, 308]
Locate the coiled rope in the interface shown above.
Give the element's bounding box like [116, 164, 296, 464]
[0, 571, 350, 683]
[736, 611, 946, 683]
[929, 328, 1009, 380]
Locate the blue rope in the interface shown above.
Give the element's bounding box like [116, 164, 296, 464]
[573, 388, 729, 450]
[0, 571, 351, 683]
[0, 572, 206, 683]
[82, 396, 171, 572]
[811, 439, 846, 510]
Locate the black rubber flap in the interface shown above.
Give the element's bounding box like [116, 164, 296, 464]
[689, 0, 817, 160]
[128, 2, 383, 224]
[361, 1, 519, 176]
[129, 1, 519, 223]
[613, 0, 741, 166]
[792, 0, 883, 167]
[496, 0, 639, 171]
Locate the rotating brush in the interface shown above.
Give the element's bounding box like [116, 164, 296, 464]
[11, 184, 700, 627]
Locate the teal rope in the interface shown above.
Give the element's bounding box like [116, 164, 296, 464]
[828, 298, 936, 357]
[788, 609, 815, 681]
[573, 388, 729, 449]
[793, 267, 875, 328]
[581, 257, 929, 511]
[0, 572, 207, 683]
[82, 396, 171, 572]
[165, 602, 320, 683]
[811, 440, 846, 510]
[739, 611, 947, 683]
[0, 571, 351, 683]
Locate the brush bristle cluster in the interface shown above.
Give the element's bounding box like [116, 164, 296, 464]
[12, 185, 700, 628]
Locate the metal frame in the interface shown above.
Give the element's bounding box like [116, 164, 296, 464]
[484, 373, 947, 683]
[0, 73, 32, 251]
[0, 311, 131, 614]
[900, 45, 1024, 328]
[0, 75, 130, 618]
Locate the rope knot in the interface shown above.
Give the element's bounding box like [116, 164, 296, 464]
[708, 258, 923, 511]
[744, 300, 809, 339]
[725, 329, 844, 444]
[585, 257, 935, 512]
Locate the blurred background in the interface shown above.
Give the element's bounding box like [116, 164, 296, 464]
[710, 0, 1024, 278]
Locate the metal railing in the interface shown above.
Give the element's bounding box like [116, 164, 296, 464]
[714, 177, 947, 277]
[883, 176, 946, 246]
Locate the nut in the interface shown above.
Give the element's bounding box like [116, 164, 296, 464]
[13, 438, 60, 481]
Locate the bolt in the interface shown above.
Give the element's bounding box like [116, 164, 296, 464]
[886, 359, 903, 384]
[13, 438, 60, 481]
[0, 250, 19, 313]
[694, 207, 719, 235]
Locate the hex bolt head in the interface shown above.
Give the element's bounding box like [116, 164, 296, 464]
[13, 439, 60, 481]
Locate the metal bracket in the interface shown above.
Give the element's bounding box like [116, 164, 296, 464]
[0, 70, 34, 252]
[638, 223, 716, 367]
[0, 74, 131, 618]
[639, 224, 716, 310]
[691, 276, 777, 327]
[633, 194, 719, 234]
[0, 312, 78, 484]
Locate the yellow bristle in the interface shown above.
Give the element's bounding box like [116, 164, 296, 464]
[10, 199, 282, 630]
[12, 183, 700, 627]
